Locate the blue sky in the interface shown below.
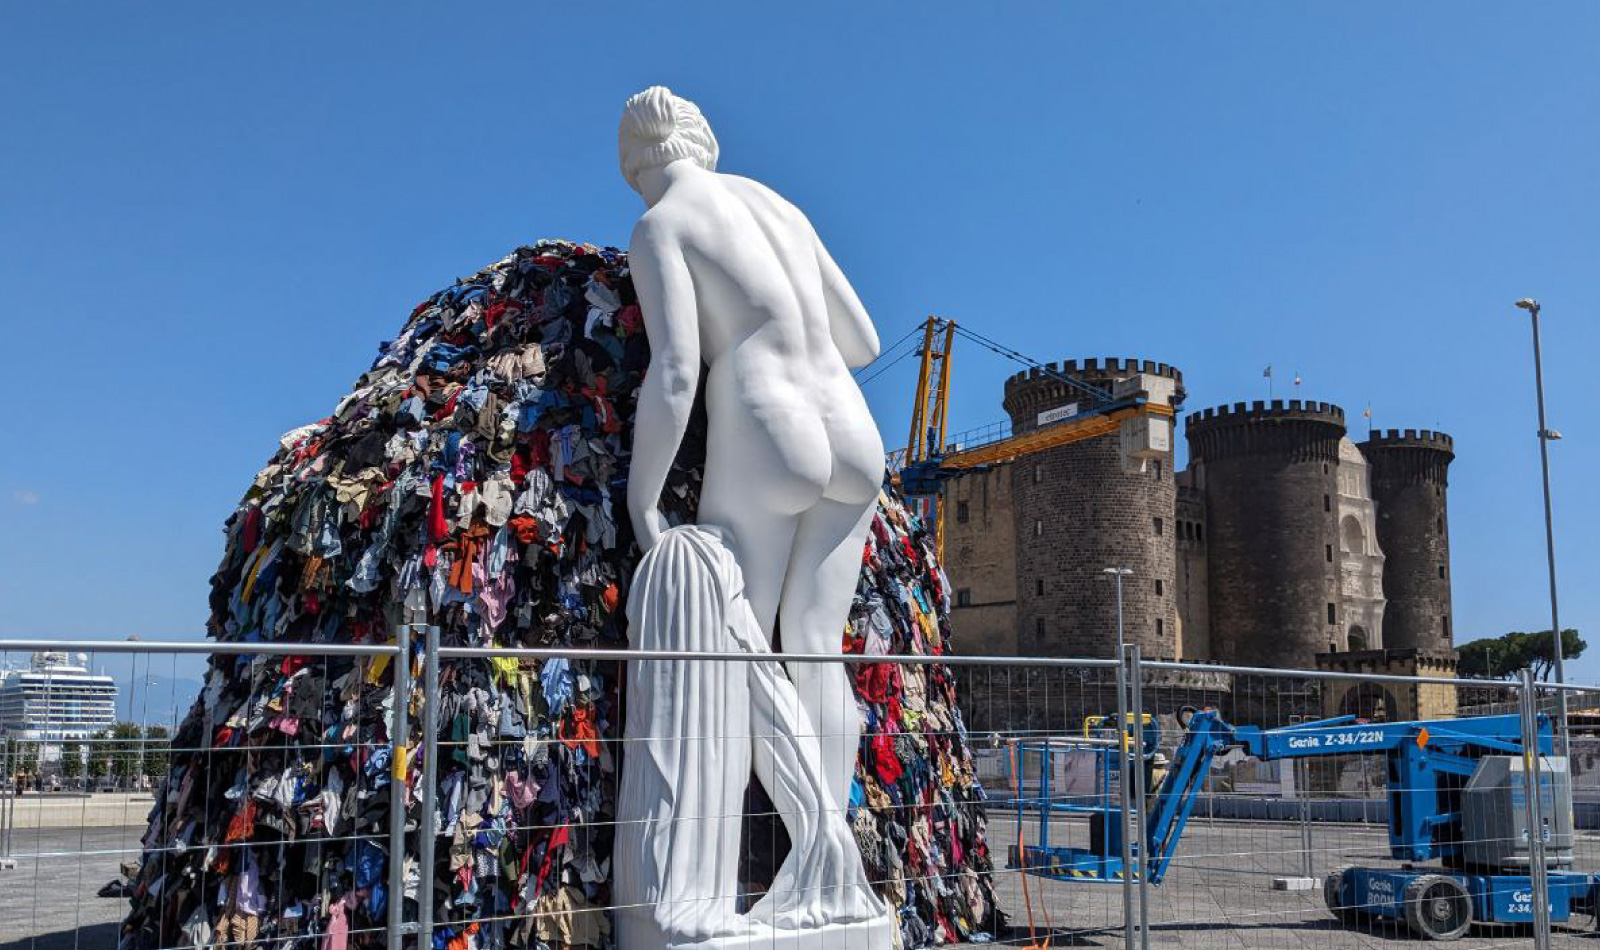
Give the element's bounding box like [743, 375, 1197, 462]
[2, 4, 1596, 679]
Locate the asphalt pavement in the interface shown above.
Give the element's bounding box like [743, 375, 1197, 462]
[3, 817, 1597, 949]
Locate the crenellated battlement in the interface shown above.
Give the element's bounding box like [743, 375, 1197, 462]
[1360, 429, 1455, 454]
[1185, 399, 1347, 430]
[1359, 427, 1455, 488]
[1004, 356, 1184, 393]
[1002, 356, 1185, 429]
[1184, 399, 1347, 465]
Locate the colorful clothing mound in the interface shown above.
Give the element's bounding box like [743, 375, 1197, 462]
[121, 240, 1000, 949]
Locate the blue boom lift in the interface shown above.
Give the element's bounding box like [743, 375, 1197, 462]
[1012, 709, 1594, 939]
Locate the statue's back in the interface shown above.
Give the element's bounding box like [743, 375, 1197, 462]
[650, 168, 846, 380]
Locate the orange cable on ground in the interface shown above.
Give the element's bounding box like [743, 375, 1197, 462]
[1009, 740, 1050, 949]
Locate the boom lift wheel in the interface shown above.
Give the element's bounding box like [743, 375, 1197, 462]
[1323, 866, 1358, 924]
[1402, 875, 1472, 941]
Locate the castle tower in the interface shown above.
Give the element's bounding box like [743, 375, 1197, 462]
[1185, 400, 1346, 668]
[1002, 358, 1184, 659]
[1359, 429, 1456, 652]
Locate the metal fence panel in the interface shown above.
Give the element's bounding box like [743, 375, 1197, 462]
[5, 639, 1598, 950]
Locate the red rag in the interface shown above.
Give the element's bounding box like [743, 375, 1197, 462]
[241, 507, 262, 554]
[430, 474, 448, 541]
[533, 824, 570, 897]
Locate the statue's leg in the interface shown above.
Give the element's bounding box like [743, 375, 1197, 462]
[779, 496, 878, 807]
[697, 473, 801, 643]
[771, 497, 883, 921]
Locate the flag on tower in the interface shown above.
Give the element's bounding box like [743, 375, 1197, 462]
[1263, 365, 1272, 378]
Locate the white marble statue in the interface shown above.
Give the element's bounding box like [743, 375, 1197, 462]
[612, 86, 892, 950]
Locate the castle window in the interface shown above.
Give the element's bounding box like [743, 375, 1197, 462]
[1437, 516, 1444, 533]
[1326, 544, 1334, 563]
[1035, 578, 1044, 596]
[1034, 519, 1043, 538]
[1152, 459, 1163, 479]
[1323, 494, 1331, 512]
[956, 501, 970, 524]
[1153, 516, 1164, 536]
[1438, 564, 1446, 579]
[1195, 524, 1203, 542]
[1035, 617, 1045, 638]
[1441, 614, 1451, 640]
[956, 588, 972, 608]
[1033, 465, 1044, 485]
[1327, 603, 1337, 624]
[1156, 618, 1164, 639]
[1155, 579, 1164, 596]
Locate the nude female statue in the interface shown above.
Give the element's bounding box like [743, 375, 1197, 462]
[619, 85, 887, 936]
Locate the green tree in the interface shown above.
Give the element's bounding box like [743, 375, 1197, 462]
[88, 723, 147, 786]
[1457, 629, 1584, 681]
[4, 739, 42, 783]
[87, 729, 115, 783]
[59, 741, 85, 781]
[140, 725, 170, 784]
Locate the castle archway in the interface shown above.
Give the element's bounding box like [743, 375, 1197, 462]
[1341, 514, 1365, 555]
[1339, 682, 1398, 721]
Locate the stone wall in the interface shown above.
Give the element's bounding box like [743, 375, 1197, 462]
[1314, 648, 1460, 721]
[1174, 474, 1210, 660]
[943, 464, 1019, 656]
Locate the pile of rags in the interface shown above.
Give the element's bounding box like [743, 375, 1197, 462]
[120, 239, 999, 950]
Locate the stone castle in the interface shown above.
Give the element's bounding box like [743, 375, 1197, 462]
[943, 357, 1459, 717]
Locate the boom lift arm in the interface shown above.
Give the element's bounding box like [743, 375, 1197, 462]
[1143, 711, 1547, 883]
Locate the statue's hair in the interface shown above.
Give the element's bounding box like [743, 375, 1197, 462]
[619, 86, 719, 192]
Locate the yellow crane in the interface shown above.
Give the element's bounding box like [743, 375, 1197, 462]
[891, 316, 1176, 555]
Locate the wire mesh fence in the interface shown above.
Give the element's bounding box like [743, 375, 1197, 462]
[1, 638, 1596, 950]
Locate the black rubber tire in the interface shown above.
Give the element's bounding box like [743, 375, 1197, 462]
[1403, 874, 1473, 941]
[1324, 867, 1359, 925]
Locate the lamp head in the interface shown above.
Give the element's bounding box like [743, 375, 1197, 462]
[1515, 298, 1540, 313]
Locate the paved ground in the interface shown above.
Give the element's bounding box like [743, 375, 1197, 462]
[0, 826, 144, 950]
[982, 814, 1600, 948]
[3, 817, 1598, 948]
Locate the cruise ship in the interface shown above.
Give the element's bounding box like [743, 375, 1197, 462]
[0, 651, 118, 743]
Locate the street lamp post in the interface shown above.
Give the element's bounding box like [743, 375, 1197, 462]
[126, 637, 141, 790]
[1514, 298, 1567, 747]
[1102, 567, 1134, 658]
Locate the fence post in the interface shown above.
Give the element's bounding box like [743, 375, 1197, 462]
[386, 616, 414, 950]
[416, 624, 441, 948]
[1114, 649, 1135, 950]
[1297, 759, 1313, 879]
[1517, 668, 1552, 950]
[1127, 644, 1150, 950]
[0, 737, 12, 868]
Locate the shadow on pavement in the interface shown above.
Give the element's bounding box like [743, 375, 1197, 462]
[0, 922, 119, 950]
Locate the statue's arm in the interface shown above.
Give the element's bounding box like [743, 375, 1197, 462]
[814, 234, 879, 369]
[627, 216, 701, 551]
